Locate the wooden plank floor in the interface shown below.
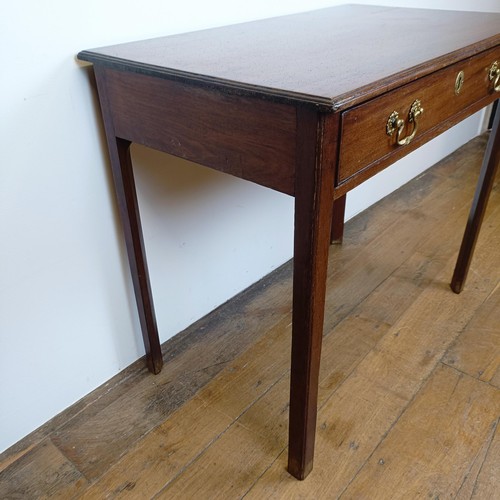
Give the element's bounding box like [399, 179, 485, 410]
[1, 133, 499, 499]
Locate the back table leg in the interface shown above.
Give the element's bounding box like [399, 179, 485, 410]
[330, 195, 346, 244]
[451, 103, 500, 293]
[114, 139, 163, 374]
[94, 68, 163, 374]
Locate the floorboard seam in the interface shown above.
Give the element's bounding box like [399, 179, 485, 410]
[336, 360, 446, 499]
[152, 368, 291, 497]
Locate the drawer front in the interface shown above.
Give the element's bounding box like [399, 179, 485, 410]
[338, 47, 500, 185]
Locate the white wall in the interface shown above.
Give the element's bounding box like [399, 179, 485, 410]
[0, 0, 497, 453]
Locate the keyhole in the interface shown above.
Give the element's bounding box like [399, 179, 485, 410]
[455, 71, 465, 95]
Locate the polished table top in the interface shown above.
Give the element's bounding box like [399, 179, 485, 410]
[78, 5, 500, 111]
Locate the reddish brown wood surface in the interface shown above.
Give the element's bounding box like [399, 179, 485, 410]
[338, 47, 500, 185]
[94, 68, 163, 374]
[330, 195, 346, 244]
[101, 67, 296, 195]
[78, 6, 500, 111]
[288, 110, 338, 479]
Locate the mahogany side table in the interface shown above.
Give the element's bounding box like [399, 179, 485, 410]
[78, 5, 500, 479]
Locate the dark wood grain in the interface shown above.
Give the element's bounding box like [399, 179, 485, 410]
[451, 101, 500, 293]
[78, 6, 500, 111]
[333, 97, 498, 199]
[288, 109, 338, 479]
[94, 67, 163, 374]
[101, 67, 296, 195]
[330, 195, 346, 245]
[338, 47, 500, 185]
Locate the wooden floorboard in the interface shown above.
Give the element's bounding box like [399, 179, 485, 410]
[340, 363, 500, 499]
[0, 133, 498, 499]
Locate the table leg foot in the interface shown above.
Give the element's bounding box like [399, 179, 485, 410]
[288, 456, 313, 480]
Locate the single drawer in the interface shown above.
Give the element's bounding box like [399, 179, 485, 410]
[338, 47, 500, 185]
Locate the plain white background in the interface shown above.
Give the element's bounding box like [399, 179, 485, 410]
[1, 0, 499, 453]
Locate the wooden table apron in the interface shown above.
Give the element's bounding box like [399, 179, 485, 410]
[80, 5, 500, 480]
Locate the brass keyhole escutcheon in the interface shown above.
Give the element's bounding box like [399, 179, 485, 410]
[455, 70, 465, 94]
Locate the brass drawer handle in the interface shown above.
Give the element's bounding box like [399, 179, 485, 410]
[489, 61, 500, 92]
[386, 99, 424, 146]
